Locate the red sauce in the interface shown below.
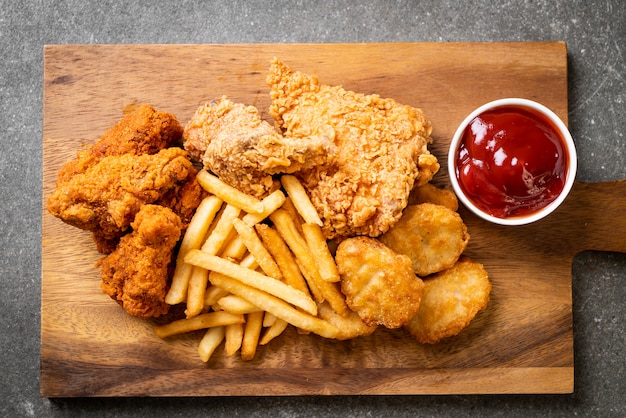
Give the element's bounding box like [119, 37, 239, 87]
[455, 106, 568, 219]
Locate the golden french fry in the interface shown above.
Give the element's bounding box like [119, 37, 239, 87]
[233, 218, 283, 280]
[263, 312, 277, 327]
[224, 323, 244, 357]
[204, 284, 229, 308]
[154, 311, 245, 339]
[200, 204, 241, 255]
[216, 294, 263, 314]
[317, 301, 377, 341]
[198, 326, 225, 362]
[280, 175, 322, 226]
[239, 253, 259, 270]
[241, 189, 286, 226]
[220, 235, 247, 260]
[196, 170, 264, 213]
[185, 266, 210, 318]
[165, 195, 223, 305]
[259, 318, 289, 345]
[186, 204, 242, 318]
[302, 223, 340, 283]
[241, 311, 264, 361]
[270, 209, 326, 303]
[280, 197, 305, 236]
[186, 249, 317, 316]
[254, 224, 310, 297]
[209, 272, 340, 339]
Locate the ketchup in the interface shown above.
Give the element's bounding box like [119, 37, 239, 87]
[455, 106, 568, 219]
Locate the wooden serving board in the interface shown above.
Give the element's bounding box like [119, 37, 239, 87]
[41, 43, 626, 397]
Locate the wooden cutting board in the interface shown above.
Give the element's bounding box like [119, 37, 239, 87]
[41, 43, 626, 397]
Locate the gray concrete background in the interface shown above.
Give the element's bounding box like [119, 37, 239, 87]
[1, 1, 624, 416]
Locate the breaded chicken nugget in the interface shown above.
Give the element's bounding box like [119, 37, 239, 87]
[404, 257, 491, 344]
[336, 237, 424, 329]
[409, 182, 459, 212]
[379, 203, 469, 277]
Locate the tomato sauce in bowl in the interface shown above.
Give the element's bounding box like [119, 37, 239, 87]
[448, 99, 577, 225]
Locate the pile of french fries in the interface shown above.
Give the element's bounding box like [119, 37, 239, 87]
[157, 170, 353, 362]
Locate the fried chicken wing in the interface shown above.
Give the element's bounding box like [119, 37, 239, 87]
[47, 148, 197, 252]
[267, 58, 440, 239]
[336, 236, 425, 329]
[183, 96, 335, 198]
[98, 205, 183, 318]
[379, 203, 469, 277]
[404, 257, 491, 344]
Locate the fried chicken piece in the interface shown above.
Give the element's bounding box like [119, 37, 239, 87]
[47, 148, 197, 252]
[404, 257, 491, 344]
[98, 205, 183, 318]
[379, 203, 469, 277]
[56, 104, 184, 182]
[336, 236, 425, 329]
[183, 96, 334, 198]
[90, 103, 184, 158]
[267, 58, 440, 239]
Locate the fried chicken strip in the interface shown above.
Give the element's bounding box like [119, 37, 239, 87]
[183, 96, 335, 198]
[98, 205, 183, 318]
[267, 58, 440, 239]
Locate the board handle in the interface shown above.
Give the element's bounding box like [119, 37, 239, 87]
[562, 180, 626, 254]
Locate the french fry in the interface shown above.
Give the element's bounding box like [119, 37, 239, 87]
[204, 284, 229, 308]
[220, 235, 247, 260]
[185, 249, 317, 316]
[263, 312, 277, 327]
[154, 311, 245, 339]
[165, 195, 223, 305]
[280, 197, 305, 236]
[186, 204, 242, 318]
[209, 272, 340, 339]
[216, 294, 263, 314]
[280, 175, 323, 226]
[239, 253, 259, 270]
[302, 223, 340, 283]
[198, 326, 225, 362]
[255, 224, 310, 297]
[233, 218, 283, 280]
[196, 170, 264, 213]
[270, 209, 326, 302]
[241, 189, 286, 226]
[241, 311, 264, 361]
[259, 318, 289, 345]
[224, 323, 244, 357]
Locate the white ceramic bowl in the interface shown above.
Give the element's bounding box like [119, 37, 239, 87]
[448, 98, 577, 226]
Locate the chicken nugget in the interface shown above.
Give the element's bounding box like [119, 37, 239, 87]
[404, 257, 491, 344]
[379, 203, 469, 277]
[409, 182, 459, 212]
[336, 237, 424, 329]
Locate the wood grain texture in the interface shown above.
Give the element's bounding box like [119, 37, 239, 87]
[41, 43, 624, 397]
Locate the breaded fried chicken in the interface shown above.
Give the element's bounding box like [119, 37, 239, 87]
[183, 96, 334, 198]
[47, 148, 197, 253]
[47, 105, 204, 253]
[98, 205, 183, 318]
[267, 58, 440, 239]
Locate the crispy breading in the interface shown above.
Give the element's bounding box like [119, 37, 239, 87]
[336, 236, 425, 329]
[183, 96, 334, 198]
[98, 205, 183, 318]
[267, 58, 440, 239]
[47, 148, 196, 252]
[379, 203, 469, 277]
[404, 257, 491, 344]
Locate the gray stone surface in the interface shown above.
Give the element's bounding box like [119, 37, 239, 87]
[1, 1, 624, 416]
